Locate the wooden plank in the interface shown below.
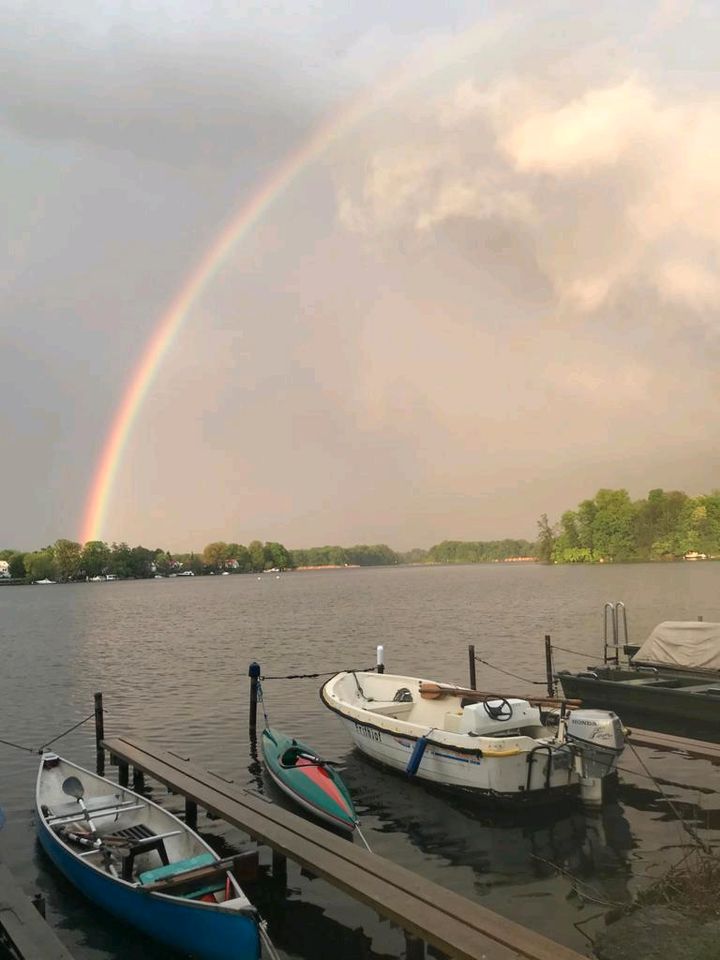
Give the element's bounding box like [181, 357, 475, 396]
[105, 735, 585, 960]
[0, 862, 76, 960]
[628, 728, 720, 762]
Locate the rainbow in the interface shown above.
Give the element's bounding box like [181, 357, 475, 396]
[79, 17, 510, 544]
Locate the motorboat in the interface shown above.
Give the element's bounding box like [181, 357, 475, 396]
[558, 620, 720, 738]
[321, 671, 625, 807]
[36, 753, 260, 959]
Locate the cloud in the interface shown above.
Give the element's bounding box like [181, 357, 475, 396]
[337, 71, 720, 319]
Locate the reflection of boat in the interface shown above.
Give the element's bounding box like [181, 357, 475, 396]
[36, 754, 260, 960]
[558, 621, 720, 737]
[321, 672, 625, 806]
[261, 728, 357, 832]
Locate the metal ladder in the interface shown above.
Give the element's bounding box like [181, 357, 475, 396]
[603, 601, 629, 665]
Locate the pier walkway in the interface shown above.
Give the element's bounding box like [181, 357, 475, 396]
[104, 734, 585, 960]
[629, 728, 720, 761]
[0, 861, 76, 959]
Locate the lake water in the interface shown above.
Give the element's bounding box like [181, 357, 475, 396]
[1, 562, 719, 959]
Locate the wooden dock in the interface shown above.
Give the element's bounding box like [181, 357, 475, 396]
[628, 727, 720, 762]
[105, 734, 586, 960]
[0, 861, 76, 960]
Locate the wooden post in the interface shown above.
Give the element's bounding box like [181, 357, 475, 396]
[405, 933, 425, 960]
[31, 893, 46, 919]
[118, 760, 129, 787]
[468, 644, 477, 690]
[272, 849, 287, 888]
[248, 662, 261, 734]
[698, 615, 704, 622]
[133, 767, 145, 792]
[94, 692, 105, 776]
[545, 635, 555, 698]
[376, 644, 385, 674]
[185, 799, 197, 830]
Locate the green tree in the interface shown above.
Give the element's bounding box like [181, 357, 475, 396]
[248, 540, 266, 572]
[25, 549, 56, 581]
[8, 553, 26, 578]
[153, 550, 173, 576]
[81, 540, 111, 578]
[591, 489, 637, 561]
[536, 514, 556, 563]
[264, 542, 292, 570]
[203, 541, 231, 571]
[54, 539, 82, 581]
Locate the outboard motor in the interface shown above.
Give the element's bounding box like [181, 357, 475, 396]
[565, 709, 625, 808]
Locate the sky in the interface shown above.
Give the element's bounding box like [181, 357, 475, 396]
[2, 0, 720, 552]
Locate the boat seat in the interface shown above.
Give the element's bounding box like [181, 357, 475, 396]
[103, 823, 181, 880]
[139, 852, 225, 899]
[367, 701, 414, 717]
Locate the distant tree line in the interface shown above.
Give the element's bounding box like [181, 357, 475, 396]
[5, 490, 718, 581]
[536, 488, 720, 563]
[0, 534, 542, 583]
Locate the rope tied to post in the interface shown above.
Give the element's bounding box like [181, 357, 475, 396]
[473, 655, 546, 686]
[260, 666, 375, 681]
[0, 709, 100, 755]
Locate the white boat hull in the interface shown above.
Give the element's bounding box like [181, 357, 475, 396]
[321, 672, 624, 804]
[340, 717, 573, 797]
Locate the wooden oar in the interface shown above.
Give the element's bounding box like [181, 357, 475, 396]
[419, 681, 582, 709]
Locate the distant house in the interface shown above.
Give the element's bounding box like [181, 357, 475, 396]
[0, 560, 9, 578]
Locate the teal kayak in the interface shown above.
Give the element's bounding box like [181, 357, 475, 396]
[260, 728, 357, 833]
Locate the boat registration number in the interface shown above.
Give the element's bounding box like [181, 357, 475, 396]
[354, 722, 382, 742]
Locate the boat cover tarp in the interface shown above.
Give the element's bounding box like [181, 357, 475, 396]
[631, 621, 720, 671]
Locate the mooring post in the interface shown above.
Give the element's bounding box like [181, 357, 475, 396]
[545, 634, 555, 697]
[185, 799, 198, 830]
[94, 692, 105, 776]
[133, 767, 145, 792]
[248, 661, 261, 734]
[272, 849, 287, 888]
[31, 893, 46, 919]
[698, 615, 704, 622]
[376, 644, 385, 674]
[118, 760, 129, 788]
[468, 644, 477, 690]
[404, 933, 425, 960]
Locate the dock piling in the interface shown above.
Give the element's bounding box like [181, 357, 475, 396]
[118, 760, 129, 787]
[248, 661, 261, 734]
[185, 799, 198, 830]
[31, 893, 45, 919]
[376, 645, 385, 674]
[133, 767, 145, 792]
[405, 933, 425, 960]
[544, 635, 555, 698]
[272, 849, 287, 889]
[468, 644, 477, 690]
[94, 692, 105, 775]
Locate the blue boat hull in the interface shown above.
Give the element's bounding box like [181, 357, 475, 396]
[38, 820, 259, 960]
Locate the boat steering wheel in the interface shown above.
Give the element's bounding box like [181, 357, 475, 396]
[483, 697, 513, 721]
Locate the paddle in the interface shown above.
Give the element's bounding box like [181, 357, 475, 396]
[419, 681, 582, 710]
[62, 775, 100, 839]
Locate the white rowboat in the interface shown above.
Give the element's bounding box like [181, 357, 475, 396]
[321, 671, 625, 806]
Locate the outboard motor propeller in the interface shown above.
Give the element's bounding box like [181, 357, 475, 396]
[565, 709, 625, 808]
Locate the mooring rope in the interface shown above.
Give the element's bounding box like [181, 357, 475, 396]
[261, 666, 375, 681]
[551, 644, 605, 660]
[627, 741, 713, 855]
[0, 710, 99, 755]
[0, 735, 36, 753]
[474, 655, 546, 685]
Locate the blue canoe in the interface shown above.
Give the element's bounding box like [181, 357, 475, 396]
[36, 753, 260, 960]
